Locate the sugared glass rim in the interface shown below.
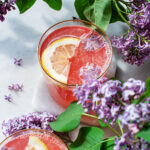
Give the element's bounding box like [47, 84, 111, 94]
[0, 128, 68, 149]
[38, 19, 113, 87]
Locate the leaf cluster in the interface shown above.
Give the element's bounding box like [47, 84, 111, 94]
[16, 0, 62, 14]
[15, 0, 128, 32]
[50, 77, 150, 150]
[74, 0, 128, 31]
[50, 102, 115, 150]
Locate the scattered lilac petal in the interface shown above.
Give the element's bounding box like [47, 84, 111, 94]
[14, 58, 22, 66]
[4, 94, 12, 102]
[8, 84, 23, 92]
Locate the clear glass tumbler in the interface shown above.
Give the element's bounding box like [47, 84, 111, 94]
[0, 129, 68, 150]
[38, 20, 113, 125]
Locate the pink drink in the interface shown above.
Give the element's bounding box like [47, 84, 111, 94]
[0, 129, 68, 150]
[38, 20, 112, 108]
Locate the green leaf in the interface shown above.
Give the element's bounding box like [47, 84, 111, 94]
[101, 138, 115, 150]
[83, 0, 112, 31]
[110, 1, 128, 23]
[74, 0, 92, 21]
[43, 0, 62, 11]
[131, 99, 138, 104]
[50, 102, 84, 132]
[16, 0, 36, 14]
[69, 127, 104, 150]
[136, 123, 150, 143]
[99, 120, 107, 127]
[137, 77, 150, 104]
[146, 77, 150, 92]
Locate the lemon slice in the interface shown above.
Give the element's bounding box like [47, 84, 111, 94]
[25, 136, 48, 150]
[41, 37, 80, 84]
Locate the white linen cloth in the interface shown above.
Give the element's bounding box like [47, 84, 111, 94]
[0, 0, 150, 142]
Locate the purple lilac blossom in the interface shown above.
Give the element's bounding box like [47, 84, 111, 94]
[79, 63, 101, 82]
[112, 1, 150, 66]
[94, 80, 122, 124]
[119, 103, 150, 134]
[4, 94, 12, 102]
[0, 0, 16, 22]
[114, 132, 150, 150]
[14, 58, 22, 66]
[81, 32, 104, 51]
[1, 112, 58, 137]
[8, 84, 23, 92]
[74, 64, 147, 124]
[122, 78, 145, 103]
[74, 77, 108, 112]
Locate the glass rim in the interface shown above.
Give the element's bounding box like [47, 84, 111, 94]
[38, 19, 113, 87]
[0, 128, 68, 149]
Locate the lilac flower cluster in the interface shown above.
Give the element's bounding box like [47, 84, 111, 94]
[122, 78, 145, 103]
[114, 100, 150, 150]
[74, 77, 108, 112]
[1, 112, 57, 137]
[8, 83, 23, 92]
[94, 79, 122, 124]
[112, 0, 150, 66]
[80, 31, 104, 51]
[119, 103, 150, 134]
[74, 64, 146, 124]
[14, 58, 22, 66]
[114, 132, 150, 150]
[0, 0, 16, 22]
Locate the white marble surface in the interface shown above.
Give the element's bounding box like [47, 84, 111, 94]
[0, 0, 150, 143]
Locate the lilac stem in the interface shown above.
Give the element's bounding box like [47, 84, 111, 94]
[118, 0, 131, 6]
[114, 0, 148, 42]
[100, 137, 115, 144]
[83, 113, 121, 137]
[118, 120, 124, 135]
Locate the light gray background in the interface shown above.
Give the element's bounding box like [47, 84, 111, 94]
[0, 0, 150, 142]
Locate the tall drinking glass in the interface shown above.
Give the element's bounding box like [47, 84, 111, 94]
[38, 20, 113, 125]
[0, 129, 68, 150]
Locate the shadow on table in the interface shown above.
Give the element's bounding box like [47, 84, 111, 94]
[0, 18, 41, 67]
[116, 58, 150, 81]
[107, 23, 150, 81]
[42, 1, 77, 27]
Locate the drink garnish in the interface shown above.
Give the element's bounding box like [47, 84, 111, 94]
[79, 63, 101, 82]
[25, 136, 48, 150]
[41, 37, 80, 84]
[80, 31, 104, 51]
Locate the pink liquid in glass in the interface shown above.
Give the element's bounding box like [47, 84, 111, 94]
[39, 25, 112, 108]
[2, 132, 68, 150]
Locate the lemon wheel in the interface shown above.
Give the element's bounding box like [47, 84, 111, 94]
[41, 37, 80, 84]
[25, 136, 48, 150]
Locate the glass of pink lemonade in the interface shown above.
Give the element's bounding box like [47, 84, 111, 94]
[38, 20, 112, 108]
[0, 129, 68, 150]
